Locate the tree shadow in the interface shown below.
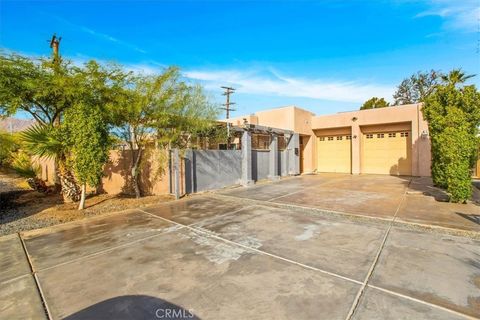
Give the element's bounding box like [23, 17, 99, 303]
[455, 212, 480, 225]
[102, 149, 134, 196]
[102, 148, 170, 197]
[64, 295, 200, 320]
[387, 133, 479, 205]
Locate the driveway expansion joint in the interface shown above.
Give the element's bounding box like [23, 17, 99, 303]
[212, 192, 480, 239]
[17, 233, 53, 320]
[345, 179, 411, 320]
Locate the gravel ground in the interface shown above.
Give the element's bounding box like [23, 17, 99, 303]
[0, 170, 174, 236]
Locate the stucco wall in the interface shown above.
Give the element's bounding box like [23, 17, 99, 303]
[311, 104, 431, 176]
[226, 106, 316, 173]
[36, 148, 171, 196]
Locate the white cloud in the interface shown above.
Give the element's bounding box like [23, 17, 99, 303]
[52, 15, 147, 53]
[185, 68, 394, 103]
[415, 0, 479, 32]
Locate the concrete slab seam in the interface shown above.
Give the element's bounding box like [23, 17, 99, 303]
[344, 180, 410, 320]
[213, 193, 394, 224]
[264, 179, 341, 202]
[213, 193, 479, 239]
[0, 273, 30, 286]
[138, 208, 364, 285]
[368, 285, 479, 320]
[19, 208, 149, 239]
[36, 225, 186, 273]
[18, 233, 53, 320]
[188, 205, 257, 228]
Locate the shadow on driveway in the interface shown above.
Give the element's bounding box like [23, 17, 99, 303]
[64, 295, 200, 320]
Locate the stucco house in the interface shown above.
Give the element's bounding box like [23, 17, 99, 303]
[225, 104, 433, 177]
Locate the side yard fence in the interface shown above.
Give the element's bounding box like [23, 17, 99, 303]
[37, 125, 300, 198]
[171, 126, 300, 198]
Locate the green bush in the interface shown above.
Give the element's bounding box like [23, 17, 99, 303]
[436, 128, 476, 202]
[10, 151, 39, 178]
[0, 131, 19, 167]
[423, 73, 480, 203]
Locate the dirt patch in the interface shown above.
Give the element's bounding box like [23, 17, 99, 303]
[0, 171, 174, 236]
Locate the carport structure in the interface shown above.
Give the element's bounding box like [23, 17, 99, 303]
[1, 174, 479, 320]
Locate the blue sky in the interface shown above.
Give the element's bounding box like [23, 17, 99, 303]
[1, 0, 479, 118]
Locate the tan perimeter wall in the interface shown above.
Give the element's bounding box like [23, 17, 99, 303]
[35, 148, 171, 196]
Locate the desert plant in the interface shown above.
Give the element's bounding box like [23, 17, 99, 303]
[0, 130, 19, 167]
[21, 124, 81, 201]
[423, 70, 480, 203]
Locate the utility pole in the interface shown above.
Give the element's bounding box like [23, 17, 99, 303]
[221, 86, 236, 119]
[221, 86, 236, 149]
[49, 34, 61, 62]
[48, 33, 62, 190]
[48, 34, 62, 67]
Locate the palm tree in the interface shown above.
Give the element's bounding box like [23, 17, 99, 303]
[21, 124, 81, 202]
[441, 69, 475, 86]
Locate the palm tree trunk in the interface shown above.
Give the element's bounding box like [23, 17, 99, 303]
[78, 183, 86, 210]
[58, 163, 81, 203]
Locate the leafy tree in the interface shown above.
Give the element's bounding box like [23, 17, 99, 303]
[0, 52, 82, 197]
[64, 102, 110, 210]
[360, 97, 390, 110]
[112, 68, 219, 198]
[393, 70, 442, 105]
[0, 53, 77, 125]
[17, 58, 125, 203]
[441, 69, 475, 86]
[423, 71, 480, 202]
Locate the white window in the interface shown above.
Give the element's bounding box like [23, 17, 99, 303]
[366, 134, 373, 139]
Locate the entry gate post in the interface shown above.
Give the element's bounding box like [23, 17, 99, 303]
[241, 129, 254, 186]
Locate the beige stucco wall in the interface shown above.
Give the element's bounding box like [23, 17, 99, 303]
[226, 106, 317, 173]
[225, 103, 432, 177]
[311, 104, 431, 176]
[36, 148, 171, 195]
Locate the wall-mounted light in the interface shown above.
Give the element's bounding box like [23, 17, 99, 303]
[421, 130, 429, 138]
[352, 117, 358, 122]
[353, 135, 357, 139]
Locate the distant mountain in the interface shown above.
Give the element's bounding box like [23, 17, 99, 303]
[0, 117, 36, 133]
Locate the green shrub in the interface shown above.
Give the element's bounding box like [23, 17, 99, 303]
[10, 151, 39, 178]
[423, 72, 480, 203]
[435, 128, 476, 202]
[0, 131, 19, 167]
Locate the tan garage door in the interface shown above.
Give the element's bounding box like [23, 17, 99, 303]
[362, 131, 412, 175]
[317, 135, 351, 173]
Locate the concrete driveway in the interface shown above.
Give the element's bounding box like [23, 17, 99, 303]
[1, 175, 479, 319]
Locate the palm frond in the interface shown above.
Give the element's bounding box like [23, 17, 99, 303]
[21, 124, 63, 160]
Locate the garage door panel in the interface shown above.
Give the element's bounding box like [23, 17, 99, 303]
[362, 132, 412, 176]
[317, 136, 351, 173]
